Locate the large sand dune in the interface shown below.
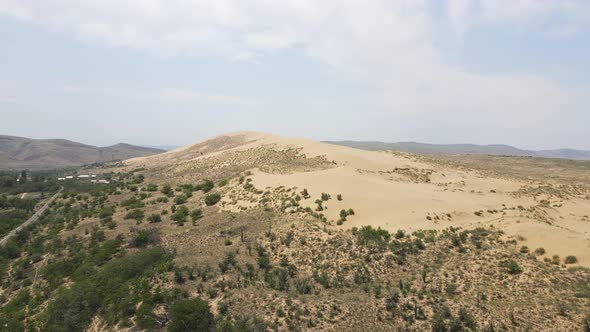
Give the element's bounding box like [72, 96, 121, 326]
[129, 131, 590, 265]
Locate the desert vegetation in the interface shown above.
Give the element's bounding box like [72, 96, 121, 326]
[0, 133, 588, 331]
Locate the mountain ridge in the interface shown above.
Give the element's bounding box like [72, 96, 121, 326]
[0, 135, 165, 169]
[324, 140, 590, 160]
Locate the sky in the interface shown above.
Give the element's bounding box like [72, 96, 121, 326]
[0, 0, 589, 150]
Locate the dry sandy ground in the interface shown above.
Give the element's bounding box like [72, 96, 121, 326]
[129, 131, 590, 266]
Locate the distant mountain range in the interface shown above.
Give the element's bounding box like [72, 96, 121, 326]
[324, 141, 590, 161]
[0, 135, 165, 170]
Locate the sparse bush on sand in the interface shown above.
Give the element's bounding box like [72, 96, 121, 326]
[502, 259, 523, 275]
[124, 208, 144, 221]
[301, 188, 310, 199]
[147, 213, 161, 223]
[204, 192, 221, 206]
[534, 247, 546, 255]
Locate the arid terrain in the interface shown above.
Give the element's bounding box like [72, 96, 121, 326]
[1, 131, 589, 331]
[127, 132, 590, 266]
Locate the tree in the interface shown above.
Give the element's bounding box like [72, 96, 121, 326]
[19, 170, 27, 184]
[168, 298, 212, 332]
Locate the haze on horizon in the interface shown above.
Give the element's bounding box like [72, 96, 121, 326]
[1, 1, 589, 150]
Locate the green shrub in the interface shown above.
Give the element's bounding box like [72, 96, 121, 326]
[502, 259, 523, 274]
[120, 197, 144, 210]
[458, 307, 478, 331]
[295, 277, 313, 294]
[124, 209, 144, 221]
[199, 180, 215, 193]
[191, 209, 203, 222]
[147, 213, 162, 223]
[321, 193, 331, 201]
[218, 179, 228, 187]
[519, 246, 529, 254]
[135, 302, 157, 329]
[168, 298, 213, 332]
[129, 228, 160, 248]
[534, 247, 546, 255]
[356, 226, 391, 251]
[301, 188, 310, 199]
[219, 252, 236, 273]
[204, 193, 221, 206]
[174, 194, 188, 205]
[161, 184, 174, 197]
[171, 206, 189, 225]
[394, 229, 405, 239]
[339, 209, 348, 220]
[43, 248, 168, 331]
[98, 207, 115, 219]
[446, 282, 458, 295]
[565, 256, 578, 264]
[337, 194, 342, 201]
[146, 184, 158, 192]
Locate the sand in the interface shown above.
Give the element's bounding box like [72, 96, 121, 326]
[128, 131, 590, 266]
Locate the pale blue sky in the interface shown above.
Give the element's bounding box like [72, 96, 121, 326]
[1, 1, 589, 150]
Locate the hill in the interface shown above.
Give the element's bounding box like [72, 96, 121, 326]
[1, 131, 588, 331]
[0, 135, 165, 169]
[127, 131, 590, 266]
[325, 140, 590, 160]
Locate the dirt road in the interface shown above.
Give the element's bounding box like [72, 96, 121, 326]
[0, 188, 62, 246]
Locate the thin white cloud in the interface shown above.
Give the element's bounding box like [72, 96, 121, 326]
[447, 0, 589, 36]
[0, 84, 256, 108]
[158, 88, 257, 106]
[547, 24, 580, 38]
[0, 0, 588, 145]
[231, 51, 261, 64]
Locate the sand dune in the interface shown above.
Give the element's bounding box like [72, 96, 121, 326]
[128, 131, 590, 265]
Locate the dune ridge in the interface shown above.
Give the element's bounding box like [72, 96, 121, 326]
[126, 131, 590, 265]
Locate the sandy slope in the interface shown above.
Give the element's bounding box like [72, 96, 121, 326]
[129, 131, 590, 265]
